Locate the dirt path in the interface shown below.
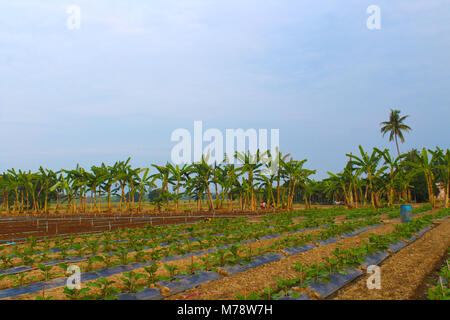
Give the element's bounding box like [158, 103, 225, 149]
[332, 219, 450, 300]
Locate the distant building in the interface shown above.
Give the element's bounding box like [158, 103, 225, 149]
[436, 183, 446, 201]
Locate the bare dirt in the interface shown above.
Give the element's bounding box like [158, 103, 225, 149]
[331, 219, 450, 300]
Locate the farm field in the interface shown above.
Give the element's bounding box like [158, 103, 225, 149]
[0, 209, 270, 244]
[0, 204, 448, 300]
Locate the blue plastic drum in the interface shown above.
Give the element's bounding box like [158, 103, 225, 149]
[400, 205, 412, 223]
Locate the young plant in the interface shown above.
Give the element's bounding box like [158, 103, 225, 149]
[163, 264, 179, 280]
[114, 246, 129, 265]
[63, 286, 92, 300]
[274, 277, 299, 297]
[186, 256, 201, 275]
[1, 272, 35, 287]
[143, 263, 159, 287]
[120, 271, 146, 293]
[0, 254, 14, 270]
[86, 277, 121, 300]
[37, 264, 58, 282]
[35, 286, 53, 300]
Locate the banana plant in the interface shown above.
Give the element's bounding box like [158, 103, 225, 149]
[163, 264, 179, 280]
[143, 263, 159, 287]
[120, 271, 146, 293]
[0, 273, 35, 287]
[37, 264, 60, 282]
[63, 287, 92, 300]
[166, 163, 192, 211]
[347, 146, 386, 208]
[86, 277, 121, 300]
[0, 254, 14, 270]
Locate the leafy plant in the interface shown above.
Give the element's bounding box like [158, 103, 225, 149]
[63, 286, 92, 300]
[120, 271, 146, 293]
[143, 263, 159, 287]
[86, 277, 121, 300]
[163, 264, 179, 280]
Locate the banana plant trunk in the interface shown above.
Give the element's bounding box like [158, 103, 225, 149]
[445, 182, 449, 208]
[108, 186, 112, 211]
[175, 183, 180, 211]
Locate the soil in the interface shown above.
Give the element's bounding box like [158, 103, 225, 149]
[5, 222, 328, 300]
[166, 222, 399, 300]
[331, 218, 450, 300]
[411, 243, 449, 300]
[0, 211, 270, 243]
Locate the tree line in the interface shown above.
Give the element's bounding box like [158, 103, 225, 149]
[0, 146, 448, 215]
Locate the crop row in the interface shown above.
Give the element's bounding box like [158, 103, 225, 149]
[0, 214, 384, 299]
[1, 204, 398, 271]
[237, 208, 449, 300]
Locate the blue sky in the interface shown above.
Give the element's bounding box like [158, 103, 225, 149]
[0, 0, 449, 178]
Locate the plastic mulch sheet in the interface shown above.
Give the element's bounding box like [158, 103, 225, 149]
[274, 293, 311, 300]
[163, 272, 222, 295]
[259, 234, 280, 240]
[0, 261, 154, 299]
[116, 292, 138, 300]
[0, 276, 67, 299]
[317, 237, 339, 246]
[404, 235, 417, 243]
[388, 241, 408, 253]
[135, 288, 163, 300]
[224, 253, 285, 275]
[117, 272, 223, 300]
[415, 226, 431, 238]
[95, 262, 154, 277]
[284, 244, 317, 255]
[307, 267, 363, 298]
[361, 250, 390, 267]
[341, 230, 360, 239]
[0, 266, 33, 275]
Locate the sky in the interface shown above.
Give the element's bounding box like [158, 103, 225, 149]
[0, 0, 449, 179]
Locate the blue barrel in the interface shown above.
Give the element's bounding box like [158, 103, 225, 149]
[400, 205, 412, 223]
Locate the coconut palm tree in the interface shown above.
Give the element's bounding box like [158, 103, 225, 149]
[380, 109, 412, 156]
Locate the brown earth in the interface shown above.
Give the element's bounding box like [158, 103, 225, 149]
[0, 211, 270, 243]
[331, 219, 450, 300]
[166, 222, 399, 300]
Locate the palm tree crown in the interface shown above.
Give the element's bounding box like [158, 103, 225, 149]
[380, 109, 412, 156]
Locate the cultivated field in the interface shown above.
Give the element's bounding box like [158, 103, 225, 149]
[0, 204, 448, 300]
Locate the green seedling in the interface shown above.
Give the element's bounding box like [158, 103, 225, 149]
[86, 277, 121, 300]
[37, 264, 59, 281]
[120, 271, 146, 293]
[163, 264, 179, 280]
[63, 287, 92, 300]
[143, 263, 159, 287]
